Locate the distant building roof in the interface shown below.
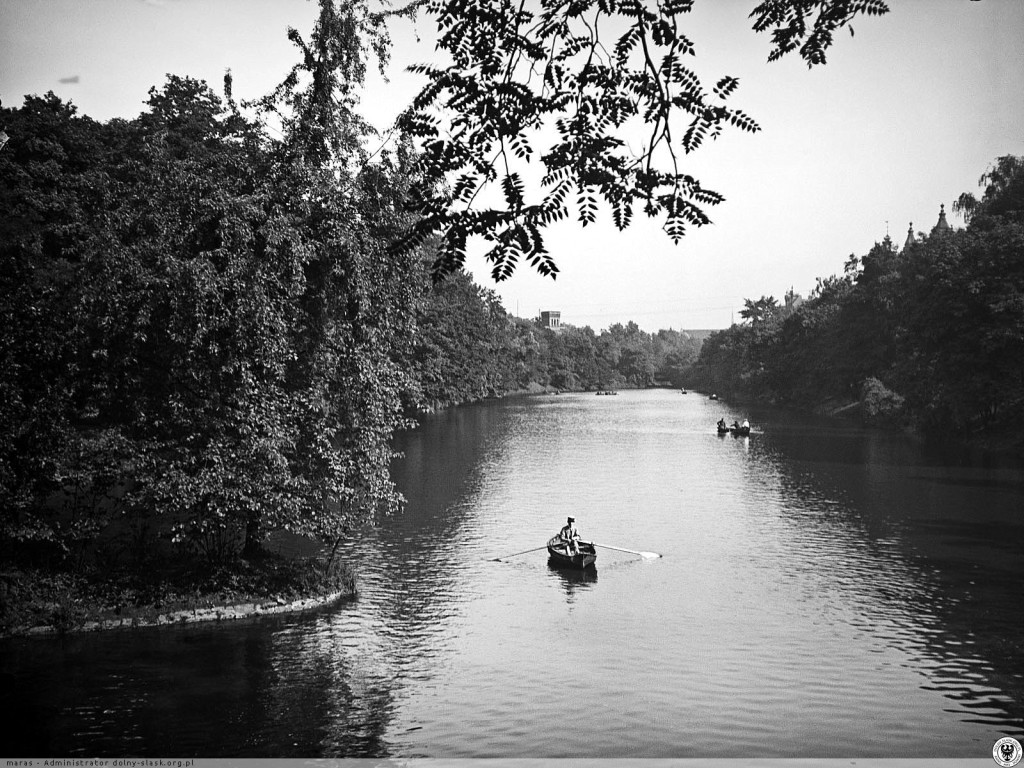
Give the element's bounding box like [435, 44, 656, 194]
[682, 329, 719, 342]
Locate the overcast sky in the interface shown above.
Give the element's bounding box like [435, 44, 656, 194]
[2, 0, 1022, 331]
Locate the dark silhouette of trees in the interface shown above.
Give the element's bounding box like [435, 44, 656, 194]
[0, 11, 423, 565]
[691, 153, 1024, 452]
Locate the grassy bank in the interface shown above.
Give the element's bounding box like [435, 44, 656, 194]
[0, 550, 356, 637]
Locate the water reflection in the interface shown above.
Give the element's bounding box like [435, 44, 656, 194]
[547, 561, 598, 602]
[736, 410, 1024, 733]
[0, 611, 403, 757]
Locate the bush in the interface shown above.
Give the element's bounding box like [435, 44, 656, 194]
[861, 377, 906, 427]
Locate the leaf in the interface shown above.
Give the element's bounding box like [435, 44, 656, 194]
[713, 76, 740, 99]
[501, 172, 526, 210]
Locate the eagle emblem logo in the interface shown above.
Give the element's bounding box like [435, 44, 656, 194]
[993, 737, 1022, 767]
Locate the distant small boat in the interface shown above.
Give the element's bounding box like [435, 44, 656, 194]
[709, 393, 719, 400]
[546, 535, 597, 569]
[718, 421, 750, 436]
[680, 389, 688, 394]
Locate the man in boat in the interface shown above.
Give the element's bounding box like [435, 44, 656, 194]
[717, 418, 727, 431]
[559, 516, 581, 555]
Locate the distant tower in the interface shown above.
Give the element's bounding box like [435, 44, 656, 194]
[904, 222, 915, 251]
[540, 310, 562, 332]
[930, 204, 952, 238]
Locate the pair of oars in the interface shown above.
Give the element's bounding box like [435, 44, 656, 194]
[492, 542, 661, 562]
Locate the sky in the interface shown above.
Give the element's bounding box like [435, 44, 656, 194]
[2, 0, 1023, 331]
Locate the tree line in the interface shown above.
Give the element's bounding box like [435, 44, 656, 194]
[411, 290, 705, 410]
[689, 155, 1024, 452]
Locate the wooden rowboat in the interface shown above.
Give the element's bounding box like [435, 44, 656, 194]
[546, 535, 597, 569]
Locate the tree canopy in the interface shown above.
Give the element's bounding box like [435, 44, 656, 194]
[0, 61, 421, 565]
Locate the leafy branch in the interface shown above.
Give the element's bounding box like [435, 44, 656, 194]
[387, 0, 887, 280]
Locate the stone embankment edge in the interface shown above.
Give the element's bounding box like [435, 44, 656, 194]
[14, 590, 348, 637]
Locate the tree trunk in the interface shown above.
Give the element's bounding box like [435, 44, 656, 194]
[242, 517, 262, 559]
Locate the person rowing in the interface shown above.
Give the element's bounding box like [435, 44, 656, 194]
[559, 516, 581, 555]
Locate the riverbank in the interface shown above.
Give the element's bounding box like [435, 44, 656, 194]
[693, 379, 1024, 461]
[0, 548, 355, 638]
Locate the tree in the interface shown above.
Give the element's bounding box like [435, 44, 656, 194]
[545, 325, 600, 390]
[654, 328, 702, 386]
[893, 156, 1024, 436]
[690, 323, 753, 396]
[388, 0, 889, 279]
[953, 155, 1024, 226]
[0, 94, 117, 565]
[739, 295, 779, 326]
[406, 263, 522, 408]
[0, 1, 427, 567]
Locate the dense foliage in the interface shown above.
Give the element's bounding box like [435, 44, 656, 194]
[0, 77, 424, 569]
[0, 0, 431, 573]
[691, 155, 1024, 451]
[0, 85, 699, 575]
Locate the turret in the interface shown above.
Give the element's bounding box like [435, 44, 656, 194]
[930, 204, 951, 238]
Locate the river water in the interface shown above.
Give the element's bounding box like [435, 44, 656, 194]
[3, 389, 1022, 758]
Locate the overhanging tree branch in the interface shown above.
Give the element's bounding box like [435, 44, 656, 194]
[378, 0, 889, 279]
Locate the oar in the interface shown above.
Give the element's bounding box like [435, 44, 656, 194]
[593, 542, 661, 559]
[491, 545, 549, 562]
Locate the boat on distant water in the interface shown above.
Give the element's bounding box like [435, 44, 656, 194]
[717, 420, 750, 436]
[546, 535, 597, 569]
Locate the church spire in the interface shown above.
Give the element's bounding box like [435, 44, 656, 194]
[930, 204, 951, 238]
[904, 222, 914, 251]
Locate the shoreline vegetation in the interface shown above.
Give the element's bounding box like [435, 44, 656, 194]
[688, 157, 1024, 459]
[1, 534, 354, 638]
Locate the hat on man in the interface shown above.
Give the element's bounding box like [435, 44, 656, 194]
[567, 516, 575, 523]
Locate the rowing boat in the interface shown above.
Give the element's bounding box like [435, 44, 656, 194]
[546, 535, 597, 569]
